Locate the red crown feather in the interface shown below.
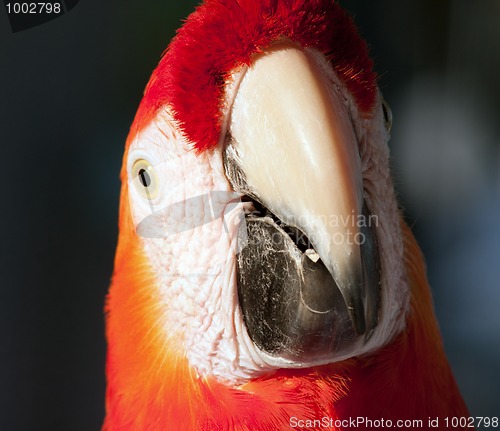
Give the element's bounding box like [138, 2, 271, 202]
[130, 0, 377, 151]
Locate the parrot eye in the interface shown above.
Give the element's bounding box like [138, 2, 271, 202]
[131, 159, 159, 200]
[382, 99, 393, 132]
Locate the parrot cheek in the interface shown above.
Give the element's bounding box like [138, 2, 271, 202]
[125, 111, 273, 383]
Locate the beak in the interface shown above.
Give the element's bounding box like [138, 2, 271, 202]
[224, 45, 381, 363]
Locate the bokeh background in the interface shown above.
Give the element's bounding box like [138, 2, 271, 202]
[1, 1, 499, 429]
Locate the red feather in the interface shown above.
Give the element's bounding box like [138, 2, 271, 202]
[130, 0, 377, 151]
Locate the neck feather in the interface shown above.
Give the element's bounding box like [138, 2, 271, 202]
[104, 211, 468, 430]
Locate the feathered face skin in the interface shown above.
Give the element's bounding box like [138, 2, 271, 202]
[104, 1, 469, 430]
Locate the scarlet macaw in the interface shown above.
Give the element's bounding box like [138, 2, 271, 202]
[104, 1, 470, 430]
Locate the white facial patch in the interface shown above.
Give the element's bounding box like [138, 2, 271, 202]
[126, 109, 275, 383]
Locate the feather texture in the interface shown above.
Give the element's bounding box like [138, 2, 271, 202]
[105, 188, 469, 429]
[129, 0, 377, 151]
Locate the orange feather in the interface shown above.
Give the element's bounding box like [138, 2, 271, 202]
[104, 178, 469, 429]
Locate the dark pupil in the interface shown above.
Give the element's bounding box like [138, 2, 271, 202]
[139, 169, 151, 187]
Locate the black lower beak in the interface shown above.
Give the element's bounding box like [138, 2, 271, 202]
[236, 202, 381, 362]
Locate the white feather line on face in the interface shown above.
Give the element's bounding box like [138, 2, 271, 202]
[127, 108, 274, 383]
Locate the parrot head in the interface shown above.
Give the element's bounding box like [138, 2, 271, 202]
[104, 1, 469, 429]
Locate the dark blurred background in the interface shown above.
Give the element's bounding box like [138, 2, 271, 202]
[1, 1, 498, 429]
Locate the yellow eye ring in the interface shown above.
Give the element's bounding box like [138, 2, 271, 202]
[131, 159, 159, 200]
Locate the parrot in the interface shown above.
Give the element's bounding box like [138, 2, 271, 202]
[103, 0, 471, 430]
